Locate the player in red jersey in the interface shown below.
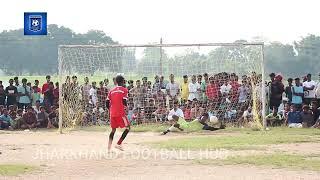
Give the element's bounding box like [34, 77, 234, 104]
[106, 75, 130, 151]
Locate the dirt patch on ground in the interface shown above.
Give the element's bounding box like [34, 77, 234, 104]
[0, 130, 319, 180]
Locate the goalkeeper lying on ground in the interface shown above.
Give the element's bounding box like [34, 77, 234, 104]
[161, 113, 225, 135]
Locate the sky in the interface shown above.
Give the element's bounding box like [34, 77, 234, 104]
[0, 0, 319, 44]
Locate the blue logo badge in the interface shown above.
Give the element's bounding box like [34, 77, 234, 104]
[24, 12, 47, 35]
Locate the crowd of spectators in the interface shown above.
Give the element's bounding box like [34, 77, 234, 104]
[1, 72, 320, 130]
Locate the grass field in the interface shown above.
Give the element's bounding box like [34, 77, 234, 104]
[196, 153, 320, 171]
[149, 127, 320, 150]
[0, 164, 36, 176]
[1, 126, 320, 179]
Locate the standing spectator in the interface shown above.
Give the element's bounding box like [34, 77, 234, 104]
[238, 80, 250, 107]
[0, 85, 5, 106]
[89, 81, 98, 109]
[53, 82, 59, 106]
[287, 104, 303, 128]
[97, 81, 108, 110]
[130, 80, 144, 109]
[285, 78, 293, 103]
[197, 75, 203, 101]
[315, 73, 320, 105]
[206, 76, 219, 103]
[17, 78, 31, 110]
[14, 76, 19, 87]
[303, 74, 316, 105]
[152, 75, 161, 93]
[230, 73, 240, 104]
[166, 74, 180, 106]
[201, 73, 209, 103]
[43, 82, 54, 109]
[5, 79, 18, 108]
[34, 80, 41, 93]
[42, 75, 51, 94]
[292, 78, 304, 110]
[188, 75, 200, 101]
[301, 105, 314, 128]
[220, 78, 232, 96]
[31, 86, 41, 107]
[181, 75, 189, 103]
[160, 76, 168, 89]
[81, 77, 91, 109]
[21, 106, 37, 129]
[104, 78, 109, 89]
[127, 80, 134, 91]
[269, 74, 284, 111]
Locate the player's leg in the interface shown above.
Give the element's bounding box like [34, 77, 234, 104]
[115, 126, 130, 151]
[115, 116, 130, 151]
[108, 128, 116, 151]
[161, 123, 183, 135]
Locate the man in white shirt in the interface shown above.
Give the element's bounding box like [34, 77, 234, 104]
[166, 74, 180, 98]
[315, 73, 320, 106]
[162, 100, 185, 135]
[188, 75, 201, 101]
[89, 82, 98, 107]
[303, 74, 316, 105]
[168, 100, 184, 120]
[220, 79, 232, 96]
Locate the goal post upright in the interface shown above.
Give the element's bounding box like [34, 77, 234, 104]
[58, 47, 63, 134]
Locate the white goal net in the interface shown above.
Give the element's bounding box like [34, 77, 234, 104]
[58, 43, 265, 131]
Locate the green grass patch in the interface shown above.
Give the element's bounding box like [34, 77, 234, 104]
[73, 124, 170, 133]
[197, 153, 320, 171]
[0, 164, 36, 176]
[150, 127, 320, 150]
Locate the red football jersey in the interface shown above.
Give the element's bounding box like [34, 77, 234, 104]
[107, 86, 128, 117]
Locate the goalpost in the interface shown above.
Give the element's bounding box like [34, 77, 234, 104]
[58, 42, 265, 133]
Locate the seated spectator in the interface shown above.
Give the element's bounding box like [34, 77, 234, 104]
[311, 101, 320, 125]
[8, 105, 17, 124]
[33, 100, 41, 114]
[11, 109, 23, 129]
[144, 99, 156, 120]
[132, 108, 145, 125]
[168, 100, 184, 120]
[287, 104, 303, 128]
[266, 107, 282, 126]
[183, 102, 192, 121]
[0, 108, 13, 130]
[152, 103, 167, 122]
[281, 103, 291, 124]
[301, 105, 314, 128]
[190, 99, 204, 120]
[21, 106, 37, 129]
[48, 106, 59, 128]
[242, 106, 253, 124]
[37, 106, 49, 128]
